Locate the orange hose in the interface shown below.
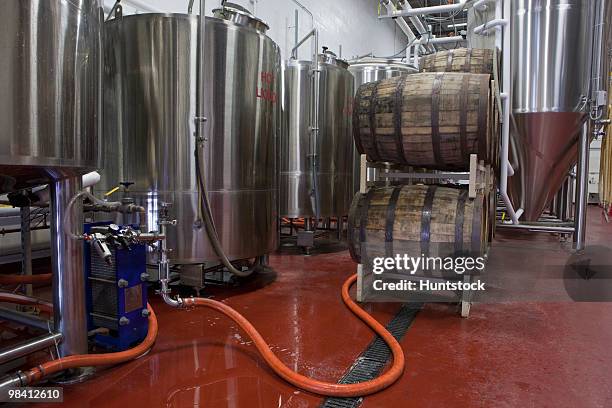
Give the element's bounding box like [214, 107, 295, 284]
[0, 274, 52, 285]
[183, 274, 405, 397]
[22, 303, 158, 384]
[18, 276, 404, 397]
[0, 293, 53, 314]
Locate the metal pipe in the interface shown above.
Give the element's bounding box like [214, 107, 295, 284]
[494, 3, 521, 224]
[311, 31, 321, 223]
[195, 0, 207, 139]
[473, 0, 496, 11]
[473, 18, 508, 35]
[379, 1, 466, 18]
[566, 173, 575, 221]
[589, 0, 608, 118]
[0, 306, 53, 331]
[289, 0, 314, 27]
[291, 28, 316, 59]
[20, 207, 32, 297]
[294, 9, 299, 48]
[158, 206, 182, 308]
[417, 35, 465, 45]
[497, 223, 575, 233]
[574, 122, 590, 250]
[50, 177, 88, 357]
[384, 1, 432, 54]
[0, 225, 49, 236]
[0, 333, 62, 365]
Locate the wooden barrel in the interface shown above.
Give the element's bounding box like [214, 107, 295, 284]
[419, 48, 494, 75]
[348, 185, 486, 275]
[353, 72, 492, 170]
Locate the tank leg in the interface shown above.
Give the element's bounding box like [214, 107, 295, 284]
[50, 176, 91, 382]
[298, 218, 314, 255]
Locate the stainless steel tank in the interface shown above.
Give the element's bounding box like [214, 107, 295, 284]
[347, 58, 417, 191]
[102, 8, 280, 264]
[280, 51, 354, 218]
[348, 57, 418, 87]
[508, 0, 595, 221]
[0, 0, 102, 192]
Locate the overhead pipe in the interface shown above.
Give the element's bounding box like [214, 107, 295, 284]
[473, 0, 497, 12]
[381, 1, 432, 54]
[416, 35, 466, 46]
[473, 18, 508, 36]
[379, 0, 467, 18]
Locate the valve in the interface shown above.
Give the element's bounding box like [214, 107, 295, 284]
[119, 181, 134, 192]
[90, 233, 113, 265]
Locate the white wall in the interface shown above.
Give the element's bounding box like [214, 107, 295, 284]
[104, 0, 407, 61]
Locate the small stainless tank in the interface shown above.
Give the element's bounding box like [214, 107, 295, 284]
[280, 51, 354, 218]
[102, 7, 280, 264]
[348, 57, 418, 87]
[347, 58, 417, 191]
[0, 0, 102, 192]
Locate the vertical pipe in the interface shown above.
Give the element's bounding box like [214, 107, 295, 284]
[310, 30, 321, 223]
[20, 207, 32, 297]
[294, 9, 299, 48]
[559, 177, 568, 221]
[196, 0, 206, 134]
[50, 176, 87, 357]
[574, 122, 590, 251]
[566, 174, 575, 221]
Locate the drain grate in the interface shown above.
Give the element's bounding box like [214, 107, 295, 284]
[319, 303, 422, 408]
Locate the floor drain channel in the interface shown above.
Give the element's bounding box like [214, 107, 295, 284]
[319, 303, 422, 408]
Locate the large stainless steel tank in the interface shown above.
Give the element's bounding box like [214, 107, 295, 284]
[508, 0, 595, 221]
[102, 8, 280, 264]
[347, 58, 417, 191]
[280, 52, 354, 218]
[0, 0, 102, 192]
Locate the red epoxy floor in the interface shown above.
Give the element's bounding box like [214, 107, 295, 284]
[23, 207, 612, 407]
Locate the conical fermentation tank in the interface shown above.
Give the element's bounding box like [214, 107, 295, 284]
[102, 7, 280, 264]
[0, 0, 101, 192]
[508, 0, 595, 221]
[280, 51, 355, 219]
[347, 58, 418, 191]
